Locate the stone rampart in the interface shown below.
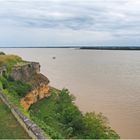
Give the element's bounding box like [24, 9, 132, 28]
[0, 91, 48, 139]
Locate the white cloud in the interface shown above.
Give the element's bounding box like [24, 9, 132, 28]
[0, 0, 140, 46]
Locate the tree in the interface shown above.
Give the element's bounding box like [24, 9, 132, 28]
[83, 112, 120, 139]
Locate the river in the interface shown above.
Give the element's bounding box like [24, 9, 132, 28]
[1, 48, 140, 138]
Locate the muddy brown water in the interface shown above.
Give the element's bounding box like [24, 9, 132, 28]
[1, 48, 140, 138]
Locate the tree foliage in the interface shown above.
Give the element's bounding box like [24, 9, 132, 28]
[83, 112, 120, 139]
[30, 88, 120, 139]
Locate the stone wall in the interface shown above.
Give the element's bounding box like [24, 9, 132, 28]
[10, 62, 41, 81]
[0, 91, 48, 139]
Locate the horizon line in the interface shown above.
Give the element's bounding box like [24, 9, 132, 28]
[1, 46, 140, 48]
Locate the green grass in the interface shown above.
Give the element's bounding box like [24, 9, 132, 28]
[0, 76, 31, 117]
[30, 91, 64, 138]
[0, 99, 30, 139]
[0, 54, 25, 73]
[0, 54, 22, 66]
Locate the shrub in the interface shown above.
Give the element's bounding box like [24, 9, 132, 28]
[0, 81, 3, 89]
[0, 52, 5, 55]
[0, 76, 32, 97]
[31, 116, 62, 139]
[83, 112, 120, 139]
[7, 80, 32, 97]
[0, 76, 9, 89]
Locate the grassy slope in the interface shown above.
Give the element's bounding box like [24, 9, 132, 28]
[0, 99, 30, 139]
[0, 54, 22, 66]
[30, 91, 64, 138]
[0, 54, 25, 72]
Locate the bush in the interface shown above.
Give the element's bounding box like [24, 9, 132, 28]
[83, 112, 120, 139]
[31, 116, 62, 139]
[0, 76, 32, 97]
[0, 81, 3, 89]
[7, 80, 32, 97]
[0, 52, 5, 55]
[0, 76, 9, 89]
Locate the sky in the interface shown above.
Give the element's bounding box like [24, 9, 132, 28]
[0, 0, 140, 47]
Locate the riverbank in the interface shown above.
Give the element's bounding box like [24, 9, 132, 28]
[79, 46, 140, 50]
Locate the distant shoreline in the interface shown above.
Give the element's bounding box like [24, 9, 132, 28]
[79, 47, 140, 50]
[1, 46, 140, 50]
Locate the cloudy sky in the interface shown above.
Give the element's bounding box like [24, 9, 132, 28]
[0, 0, 140, 47]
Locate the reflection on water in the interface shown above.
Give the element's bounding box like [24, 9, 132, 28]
[1, 48, 140, 138]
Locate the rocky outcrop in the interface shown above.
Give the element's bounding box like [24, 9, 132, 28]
[10, 61, 50, 110]
[20, 84, 50, 110]
[10, 62, 41, 81]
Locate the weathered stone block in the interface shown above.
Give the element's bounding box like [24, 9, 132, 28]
[10, 62, 40, 81]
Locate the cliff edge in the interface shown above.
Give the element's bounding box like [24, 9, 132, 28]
[10, 62, 50, 110]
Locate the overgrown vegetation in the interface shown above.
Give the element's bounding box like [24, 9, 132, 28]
[0, 76, 31, 117]
[0, 76, 32, 98]
[30, 88, 120, 139]
[0, 54, 24, 72]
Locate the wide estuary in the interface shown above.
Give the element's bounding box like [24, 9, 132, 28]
[1, 48, 140, 138]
